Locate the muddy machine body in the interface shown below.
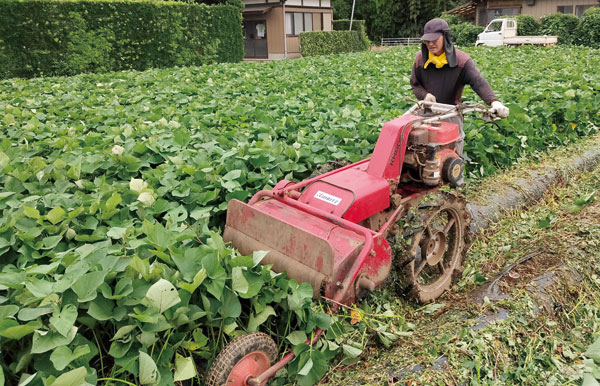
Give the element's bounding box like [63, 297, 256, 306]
[207, 102, 494, 386]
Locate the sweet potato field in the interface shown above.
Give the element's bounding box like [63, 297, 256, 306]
[0, 46, 599, 385]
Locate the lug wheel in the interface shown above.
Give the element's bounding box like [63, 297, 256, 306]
[205, 332, 278, 386]
[397, 192, 471, 302]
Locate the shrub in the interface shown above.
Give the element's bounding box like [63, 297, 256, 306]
[450, 22, 484, 46]
[0, 0, 243, 79]
[516, 14, 540, 36]
[540, 13, 579, 45]
[574, 7, 600, 48]
[441, 12, 467, 26]
[332, 19, 371, 47]
[300, 30, 369, 56]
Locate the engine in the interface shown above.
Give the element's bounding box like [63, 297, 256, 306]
[403, 120, 465, 187]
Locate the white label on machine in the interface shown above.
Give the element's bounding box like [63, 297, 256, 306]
[314, 190, 342, 206]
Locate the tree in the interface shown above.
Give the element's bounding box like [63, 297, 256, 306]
[333, 0, 466, 41]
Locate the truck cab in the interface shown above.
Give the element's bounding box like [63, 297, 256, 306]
[476, 18, 517, 47]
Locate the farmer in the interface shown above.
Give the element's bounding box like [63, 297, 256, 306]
[410, 18, 509, 156]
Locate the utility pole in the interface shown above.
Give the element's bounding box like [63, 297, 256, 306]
[349, 0, 356, 30]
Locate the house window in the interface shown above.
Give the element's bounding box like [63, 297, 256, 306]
[486, 8, 519, 25]
[576, 5, 597, 17]
[557, 5, 574, 14]
[286, 12, 314, 36]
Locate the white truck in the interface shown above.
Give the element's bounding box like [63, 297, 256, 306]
[475, 18, 558, 47]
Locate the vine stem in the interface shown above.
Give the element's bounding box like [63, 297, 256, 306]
[157, 328, 174, 363]
[97, 377, 137, 386]
[92, 329, 105, 378]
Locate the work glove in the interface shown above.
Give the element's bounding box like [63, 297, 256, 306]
[490, 100, 509, 118]
[424, 93, 437, 103]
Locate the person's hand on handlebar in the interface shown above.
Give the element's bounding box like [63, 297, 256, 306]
[489, 100, 509, 118]
[424, 93, 437, 103]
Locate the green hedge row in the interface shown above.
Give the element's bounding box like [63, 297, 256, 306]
[0, 0, 243, 79]
[300, 19, 370, 57]
[300, 30, 370, 56]
[333, 19, 371, 47]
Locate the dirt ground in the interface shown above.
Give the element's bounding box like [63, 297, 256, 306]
[320, 155, 600, 385]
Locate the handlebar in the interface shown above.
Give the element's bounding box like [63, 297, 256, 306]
[403, 100, 499, 124]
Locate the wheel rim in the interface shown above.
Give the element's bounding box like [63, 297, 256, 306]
[407, 201, 466, 302]
[226, 351, 270, 385]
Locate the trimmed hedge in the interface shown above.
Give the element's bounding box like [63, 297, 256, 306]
[300, 30, 369, 56]
[332, 19, 371, 47]
[300, 19, 370, 57]
[575, 7, 600, 48]
[0, 0, 243, 79]
[540, 13, 579, 45]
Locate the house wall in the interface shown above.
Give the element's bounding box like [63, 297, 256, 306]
[244, 4, 333, 59]
[476, 0, 599, 25]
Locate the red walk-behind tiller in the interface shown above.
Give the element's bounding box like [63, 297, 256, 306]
[206, 101, 498, 385]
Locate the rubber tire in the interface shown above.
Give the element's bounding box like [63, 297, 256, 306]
[205, 332, 278, 386]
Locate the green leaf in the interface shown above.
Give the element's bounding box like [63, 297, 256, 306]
[23, 206, 40, 219]
[179, 268, 207, 294]
[342, 344, 363, 358]
[25, 277, 54, 298]
[248, 306, 276, 332]
[142, 220, 174, 250]
[42, 235, 63, 249]
[139, 352, 161, 385]
[287, 330, 308, 345]
[0, 320, 42, 339]
[31, 327, 78, 354]
[107, 227, 127, 239]
[49, 304, 78, 337]
[231, 267, 248, 295]
[49, 366, 87, 386]
[18, 373, 36, 386]
[50, 345, 90, 371]
[18, 306, 53, 321]
[112, 325, 137, 341]
[585, 336, 600, 363]
[220, 289, 242, 319]
[145, 279, 181, 313]
[46, 206, 66, 225]
[582, 373, 600, 386]
[0, 304, 19, 319]
[173, 354, 196, 381]
[252, 250, 268, 266]
[71, 271, 107, 302]
[172, 248, 203, 282]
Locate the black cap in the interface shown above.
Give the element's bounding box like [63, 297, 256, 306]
[421, 18, 450, 41]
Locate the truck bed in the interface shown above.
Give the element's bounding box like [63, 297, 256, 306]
[503, 36, 558, 45]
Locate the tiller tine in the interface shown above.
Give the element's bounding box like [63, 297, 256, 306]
[224, 198, 365, 299]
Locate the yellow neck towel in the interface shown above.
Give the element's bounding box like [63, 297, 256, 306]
[424, 52, 448, 69]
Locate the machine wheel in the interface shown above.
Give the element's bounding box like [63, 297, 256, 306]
[205, 332, 278, 386]
[396, 191, 471, 302]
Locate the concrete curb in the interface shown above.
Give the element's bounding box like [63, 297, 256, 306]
[467, 144, 600, 234]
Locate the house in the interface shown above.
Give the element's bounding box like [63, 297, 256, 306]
[242, 0, 333, 59]
[449, 0, 600, 26]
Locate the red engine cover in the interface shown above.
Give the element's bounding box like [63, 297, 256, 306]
[421, 121, 460, 145]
